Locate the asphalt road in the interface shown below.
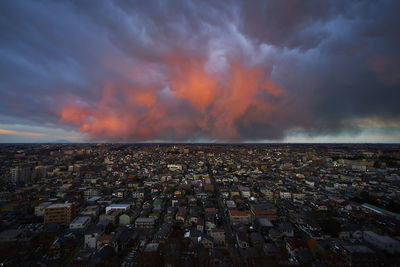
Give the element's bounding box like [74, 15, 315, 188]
[208, 163, 247, 267]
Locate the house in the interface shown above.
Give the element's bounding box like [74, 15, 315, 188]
[286, 237, 308, 257]
[226, 200, 236, 209]
[151, 186, 159, 194]
[210, 228, 225, 246]
[278, 222, 294, 237]
[132, 189, 145, 199]
[176, 207, 186, 223]
[268, 228, 281, 241]
[171, 197, 179, 207]
[99, 210, 122, 225]
[116, 189, 128, 198]
[70, 216, 91, 231]
[155, 223, 172, 240]
[200, 234, 214, 249]
[167, 164, 183, 171]
[280, 192, 291, 199]
[127, 180, 140, 189]
[84, 225, 104, 249]
[119, 210, 136, 225]
[255, 218, 274, 233]
[188, 215, 198, 225]
[206, 220, 216, 233]
[196, 192, 208, 200]
[49, 232, 79, 259]
[184, 229, 202, 244]
[229, 209, 250, 225]
[97, 234, 113, 249]
[204, 207, 217, 222]
[81, 205, 100, 219]
[135, 217, 155, 229]
[239, 186, 251, 198]
[197, 218, 205, 232]
[338, 230, 351, 240]
[250, 203, 277, 221]
[187, 196, 197, 206]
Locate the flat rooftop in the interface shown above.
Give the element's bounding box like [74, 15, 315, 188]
[47, 203, 72, 209]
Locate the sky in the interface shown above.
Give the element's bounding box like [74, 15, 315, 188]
[1, 0, 400, 143]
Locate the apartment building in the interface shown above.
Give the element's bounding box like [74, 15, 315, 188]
[44, 203, 76, 226]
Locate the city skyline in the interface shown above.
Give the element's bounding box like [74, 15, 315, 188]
[1, 1, 400, 143]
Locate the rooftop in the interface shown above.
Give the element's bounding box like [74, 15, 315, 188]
[47, 203, 72, 209]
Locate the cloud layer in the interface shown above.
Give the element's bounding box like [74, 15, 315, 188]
[1, 0, 400, 142]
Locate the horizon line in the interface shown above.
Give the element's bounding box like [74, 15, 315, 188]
[0, 142, 399, 145]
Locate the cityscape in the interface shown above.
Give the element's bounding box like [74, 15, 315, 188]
[1, 0, 400, 266]
[0, 144, 399, 266]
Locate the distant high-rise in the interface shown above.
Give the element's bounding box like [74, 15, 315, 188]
[11, 166, 31, 183]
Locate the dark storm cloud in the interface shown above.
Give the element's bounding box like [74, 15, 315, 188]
[0, 0, 399, 141]
[238, 0, 347, 50]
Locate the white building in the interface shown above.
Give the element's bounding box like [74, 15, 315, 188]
[305, 181, 315, 187]
[239, 186, 251, 198]
[70, 216, 91, 231]
[167, 164, 183, 171]
[279, 192, 292, 199]
[105, 204, 130, 213]
[34, 202, 52, 217]
[363, 231, 400, 254]
[84, 226, 104, 249]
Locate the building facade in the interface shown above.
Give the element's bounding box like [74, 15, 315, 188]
[44, 203, 76, 226]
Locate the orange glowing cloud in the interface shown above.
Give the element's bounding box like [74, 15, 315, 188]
[59, 53, 286, 141]
[209, 62, 285, 139]
[167, 55, 218, 111]
[60, 106, 89, 125]
[124, 87, 158, 108]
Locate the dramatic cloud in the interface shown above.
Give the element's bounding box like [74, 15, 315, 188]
[1, 0, 400, 142]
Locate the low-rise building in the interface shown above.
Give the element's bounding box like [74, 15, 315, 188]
[229, 209, 250, 224]
[99, 210, 122, 225]
[34, 202, 52, 217]
[70, 216, 91, 231]
[135, 217, 155, 229]
[210, 228, 225, 246]
[84, 225, 104, 249]
[119, 210, 136, 226]
[105, 204, 130, 213]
